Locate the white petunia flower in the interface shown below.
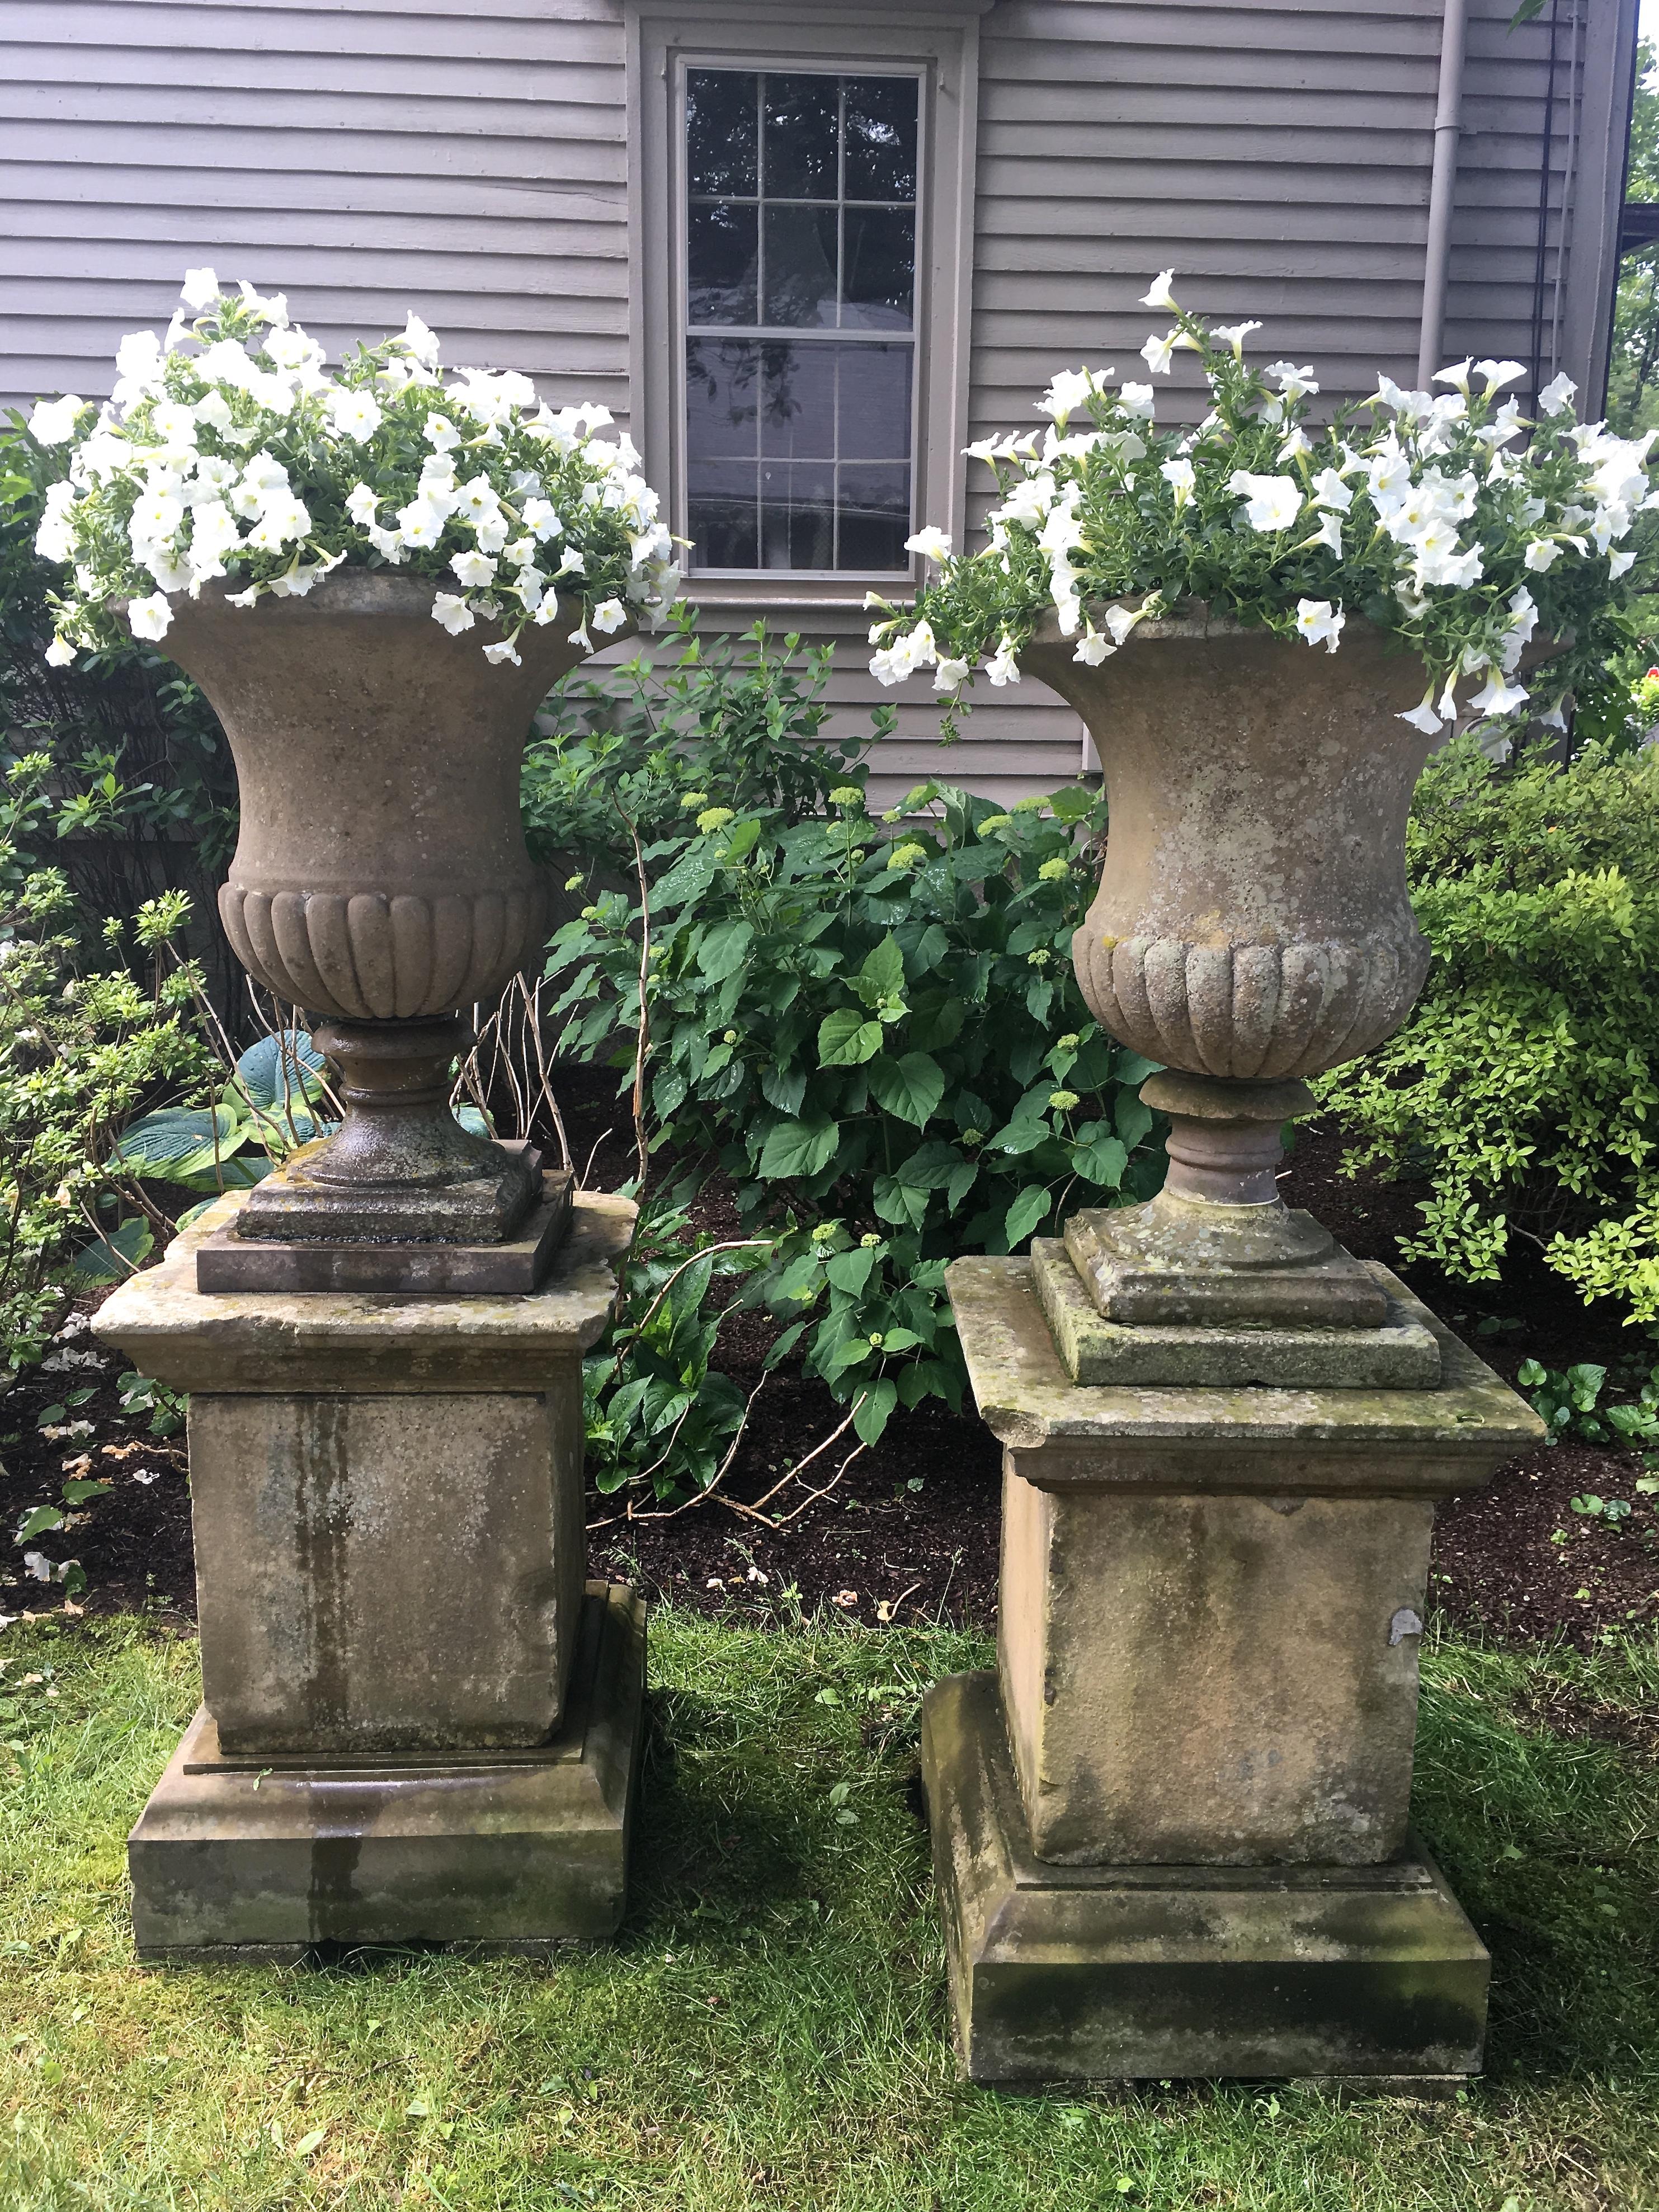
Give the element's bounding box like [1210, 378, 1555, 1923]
[401, 313, 441, 367]
[44, 636, 76, 667]
[345, 482, 380, 526]
[1103, 602, 1147, 646]
[1227, 470, 1303, 533]
[1398, 700, 1444, 736]
[1212, 321, 1262, 357]
[1610, 548, 1637, 578]
[1311, 467, 1352, 513]
[934, 656, 970, 690]
[482, 639, 522, 666]
[180, 267, 220, 310]
[193, 389, 235, 434]
[904, 526, 953, 562]
[425, 413, 463, 453]
[1473, 358, 1526, 396]
[522, 497, 562, 540]
[986, 634, 1021, 686]
[1538, 371, 1577, 416]
[327, 389, 384, 442]
[395, 498, 444, 548]
[1266, 360, 1319, 404]
[1306, 510, 1343, 556]
[1160, 456, 1196, 510]
[1141, 330, 1179, 376]
[431, 591, 475, 635]
[450, 548, 497, 588]
[1467, 671, 1529, 718]
[1038, 369, 1098, 426]
[556, 547, 587, 577]
[1432, 359, 1473, 396]
[126, 592, 173, 642]
[29, 394, 87, 446]
[1117, 382, 1157, 419]
[1294, 598, 1345, 652]
[1140, 270, 1177, 310]
[1073, 620, 1115, 667]
[1523, 537, 1562, 572]
[591, 597, 629, 634]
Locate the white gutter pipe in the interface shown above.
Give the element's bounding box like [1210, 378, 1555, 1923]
[1418, 0, 1470, 387]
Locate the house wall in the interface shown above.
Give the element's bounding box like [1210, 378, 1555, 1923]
[0, 0, 1632, 805]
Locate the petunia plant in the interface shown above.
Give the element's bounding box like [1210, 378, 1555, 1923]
[868, 271, 1656, 737]
[26, 269, 680, 669]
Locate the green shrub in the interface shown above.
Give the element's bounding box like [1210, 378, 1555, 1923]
[544, 699, 1165, 1441]
[1319, 732, 1659, 1318]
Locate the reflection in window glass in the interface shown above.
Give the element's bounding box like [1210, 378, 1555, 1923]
[684, 66, 918, 573]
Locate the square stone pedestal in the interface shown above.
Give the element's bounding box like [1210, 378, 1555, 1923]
[927, 1254, 1544, 2086]
[96, 1187, 642, 1955]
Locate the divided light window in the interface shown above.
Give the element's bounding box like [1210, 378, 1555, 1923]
[683, 67, 920, 575]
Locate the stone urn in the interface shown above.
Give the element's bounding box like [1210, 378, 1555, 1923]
[1021, 603, 1441, 1381]
[145, 573, 615, 1281]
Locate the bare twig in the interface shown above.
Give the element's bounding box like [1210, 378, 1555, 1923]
[620, 1371, 770, 1523]
[579, 1126, 616, 1192]
[724, 1439, 867, 1529]
[620, 807, 652, 1195]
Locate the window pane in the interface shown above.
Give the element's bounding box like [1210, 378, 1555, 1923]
[687, 70, 757, 197]
[837, 345, 912, 461]
[844, 78, 918, 201]
[762, 206, 838, 328]
[837, 462, 911, 571]
[762, 74, 838, 200]
[687, 340, 760, 459]
[689, 459, 760, 569]
[759, 342, 836, 460]
[688, 201, 758, 327]
[841, 208, 914, 330]
[760, 461, 835, 569]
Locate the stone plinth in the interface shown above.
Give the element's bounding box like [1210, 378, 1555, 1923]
[96, 1187, 643, 1953]
[924, 1252, 1543, 2084]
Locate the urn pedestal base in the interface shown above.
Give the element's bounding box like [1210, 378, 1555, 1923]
[922, 1670, 1487, 2088]
[932, 1253, 1542, 2088]
[95, 1187, 640, 1958]
[129, 1584, 644, 1960]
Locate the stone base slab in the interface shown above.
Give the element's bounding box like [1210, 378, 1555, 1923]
[921, 1670, 1489, 2087]
[196, 1175, 572, 1296]
[129, 1583, 643, 1959]
[1035, 1238, 1441, 1389]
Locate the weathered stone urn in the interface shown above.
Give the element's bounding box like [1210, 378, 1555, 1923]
[143, 573, 616, 1290]
[1020, 604, 1443, 1386]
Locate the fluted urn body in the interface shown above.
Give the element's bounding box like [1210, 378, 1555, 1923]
[1022, 606, 1437, 1085]
[1021, 604, 1440, 1366]
[153, 574, 609, 1255]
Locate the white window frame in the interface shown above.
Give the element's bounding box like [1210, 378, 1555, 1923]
[625, 0, 986, 615]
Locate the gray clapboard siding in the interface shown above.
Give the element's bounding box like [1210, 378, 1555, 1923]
[0, 0, 1625, 803]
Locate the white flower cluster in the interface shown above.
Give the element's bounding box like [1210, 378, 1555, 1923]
[868, 274, 1652, 734]
[30, 271, 679, 668]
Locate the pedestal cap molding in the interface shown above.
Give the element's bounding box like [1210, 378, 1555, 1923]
[945, 1255, 1544, 1496]
[94, 1187, 637, 1395]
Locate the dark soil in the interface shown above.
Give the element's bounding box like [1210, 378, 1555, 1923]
[2, 1079, 1655, 1650]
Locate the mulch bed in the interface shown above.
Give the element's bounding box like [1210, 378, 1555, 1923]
[1, 1074, 1656, 1650]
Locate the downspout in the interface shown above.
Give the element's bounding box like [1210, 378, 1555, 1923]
[1417, 0, 1470, 386]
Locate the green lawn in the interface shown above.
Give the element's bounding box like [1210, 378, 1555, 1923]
[0, 1610, 1654, 2211]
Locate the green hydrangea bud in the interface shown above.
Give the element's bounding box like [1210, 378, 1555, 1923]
[868, 1333, 884, 1348]
[723, 1029, 738, 1045]
[1028, 948, 1052, 966]
[1057, 1033, 1080, 1051]
[860, 1232, 881, 1248]
[811, 1222, 840, 1243]
[681, 790, 710, 811]
[888, 841, 926, 870]
[1048, 1089, 1080, 1110]
[696, 806, 736, 834]
[1038, 856, 1071, 881]
[961, 1127, 984, 1146]
[977, 813, 1013, 835]
[830, 786, 864, 808]
[564, 873, 584, 891]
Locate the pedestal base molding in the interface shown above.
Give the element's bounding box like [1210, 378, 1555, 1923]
[921, 1670, 1488, 2087]
[130, 1584, 644, 1959]
[1035, 1236, 1442, 1389]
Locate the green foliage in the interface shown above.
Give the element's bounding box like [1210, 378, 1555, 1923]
[0, 755, 217, 1369]
[1516, 1350, 1659, 1451]
[1609, 41, 1659, 441]
[522, 608, 880, 881]
[582, 1198, 765, 1500]
[1319, 733, 1659, 1320]
[546, 758, 1163, 1442]
[115, 1368, 187, 1437]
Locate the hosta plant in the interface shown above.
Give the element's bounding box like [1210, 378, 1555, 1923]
[869, 271, 1655, 735]
[26, 269, 678, 669]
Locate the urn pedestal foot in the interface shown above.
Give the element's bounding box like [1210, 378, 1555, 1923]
[129, 1584, 644, 1959]
[921, 1670, 1487, 2088]
[933, 1254, 1543, 2089]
